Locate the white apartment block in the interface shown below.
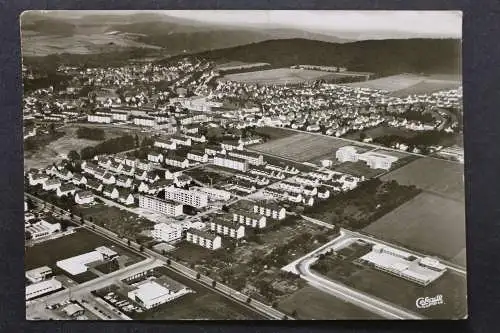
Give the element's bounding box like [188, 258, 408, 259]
[187, 151, 209, 163]
[139, 195, 183, 217]
[232, 210, 267, 229]
[164, 187, 208, 208]
[151, 223, 183, 242]
[210, 219, 245, 239]
[213, 154, 248, 172]
[228, 150, 264, 165]
[336, 146, 398, 170]
[154, 139, 177, 150]
[186, 229, 222, 250]
[88, 114, 112, 124]
[190, 186, 231, 201]
[253, 202, 286, 220]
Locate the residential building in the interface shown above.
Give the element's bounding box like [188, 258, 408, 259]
[190, 186, 231, 201]
[164, 187, 208, 208]
[186, 228, 222, 250]
[42, 178, 61, 191]
[171, 135, 192, 146]
[187, 151, 209, 163]
[102, 185, 119, 199]
[148, 152, 164, 164]
[56, 183, 77, 197]
[139, 195, 183, 217]
[163, 156, 190, 169]
[253, 202, 286, 220]
[74, 191, 94, 205]
[210, 218, 245, 239]
[228, 150, 264, 165]
[232, 209, 267, 229]
[118, 190, 135, 206]
[87, 114, 112, 124]
[213, 154, 248, 172]
[154, 138, 177, 150]
[151, 223, 183, 242]
[85, 179, 103, 192]
[116, 175, 133, 188]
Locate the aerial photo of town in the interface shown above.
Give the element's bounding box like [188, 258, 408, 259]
[22, 10, 466, 320]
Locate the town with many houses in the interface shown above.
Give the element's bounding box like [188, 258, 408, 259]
[23, 49, 465, 320]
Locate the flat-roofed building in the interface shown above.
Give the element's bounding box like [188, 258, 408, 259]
[359, 244, 447, 286]
[228, 150, 264, 166]
[190, 186, 231, 202]
[186, 229, 222, 250]
[25, 219, 61, 240]
[336, 145, 359, 163]
[88, 114, 112, 124]
[25, 266, 52, 283]
[128, 279, 190, 309]
[164, 187, 208, 208]
[139, 195, 183, 217]
[56, 250, 105, 276]
[151, 223, 183, 242]
[26, 278, 63, 300]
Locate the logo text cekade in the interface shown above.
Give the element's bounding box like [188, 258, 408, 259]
[416, 294, 444, 309]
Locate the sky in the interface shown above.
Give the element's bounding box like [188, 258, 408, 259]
[163, 11, 462, 38]
[36, 10, 462, 39]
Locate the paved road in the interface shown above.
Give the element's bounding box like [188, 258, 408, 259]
[26, 193, 291, 320]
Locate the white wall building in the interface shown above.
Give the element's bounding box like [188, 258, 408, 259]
[186, 229, 222, 250]
[253, 202, 286, 220]
[74, 191, 94, 205]
[213, 154, 248, 172]
[164, 187, 208, 208]
[139, 195, 183, 217]
[26, 278, 62, 300]
[128, 280, 190, 309]
[190, 186, 231, 202]
[88, 114, 112, 124]
[25, 266, 52, 283]
[25, 220, 61, 240]
[56, 250, 105, 276]
[209, 219, 245, 239]
[151, 223, 183, 242]
[232, 210, 267, 229]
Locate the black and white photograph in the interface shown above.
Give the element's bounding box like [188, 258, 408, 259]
[21, 10, 465, 320]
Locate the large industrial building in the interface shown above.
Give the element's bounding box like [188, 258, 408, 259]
[25, 219, 61, 240]
[359, 244, 447, 286]
[139, 195, 184, 217]
[56, 247, 118, 276]
[128, 278, 190, 309]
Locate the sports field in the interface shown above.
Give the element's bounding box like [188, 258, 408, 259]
[251, 132, 349, 162]
[220, 68, 353, 85]
[380, 157, 465, 202]
[363, 192, 466, 263]
[347, 74, 461, 96]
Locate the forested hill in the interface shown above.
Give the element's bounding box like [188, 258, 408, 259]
[185, 38, 461, 75]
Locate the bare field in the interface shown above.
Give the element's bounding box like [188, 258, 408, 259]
[380, 157, 465, 202]
[219, 68, 354, 85]
[251, 132, 349, 162]
[278, 285, 381, 320]
[347, 74, 461, 96]
[363, 192, 466, 261]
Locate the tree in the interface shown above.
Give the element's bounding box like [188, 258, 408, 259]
[166, 259, 171, 266]
[127, 239, 131, 247]
[134, 134, 140, 147]
[68, 150, 80, 161]
[359, 131, 367, 141]
[139, 245, 144, 252]
[221, 205, 229, 213]
[246, 297, 252, 304]
[211, 280, 217, 288]
[196, 272, 201, 280]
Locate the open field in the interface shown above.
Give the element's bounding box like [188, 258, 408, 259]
[219, 68, 357, 85]
[363, 191, 466, 263]
[252, 132, 349, 162]
[77, 203, 155, 239]
[346, 73, 461, 95]
[252, 126, 297, 141]
[25, 229, 143, 283]
[22, 32, 161, 57]
[380, 157, 465, 202]
[278, 285, 381, 319]
[24, 126, 124, 170]
[333, 161, 387, 179]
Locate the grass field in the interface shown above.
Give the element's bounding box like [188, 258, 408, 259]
[380, 157, 465, 202]
[219, 68, 354, 85]
[363, 192, 466, 263]
[252, 132, 350, 162]
[25, 229, 143, 283]
[344, 126, 419, 140]
[346, 74, 461, 96]
[278, 285, 381, 319]
[252, 126, 297, 140]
